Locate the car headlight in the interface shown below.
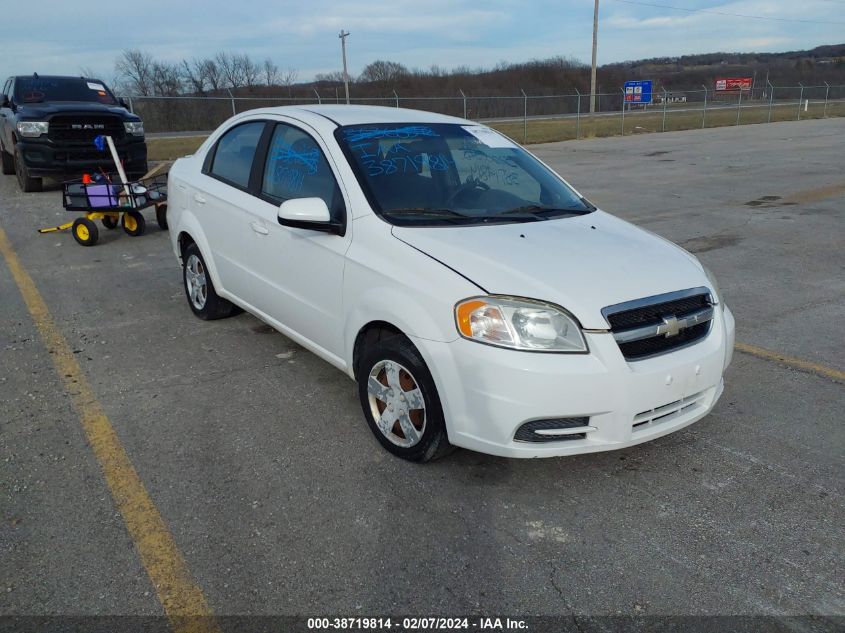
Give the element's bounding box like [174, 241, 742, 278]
[16, 121, 49, 137]
[702, 265, 724, 308]
[124, 121, 144, 136]
[455, 296, 587, 352]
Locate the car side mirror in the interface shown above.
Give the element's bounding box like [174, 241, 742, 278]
[277, 197, 343, 235]
[1, 96, 10, 109]
[119, 98, 130, 110]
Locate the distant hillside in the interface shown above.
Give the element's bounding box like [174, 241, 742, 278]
[602, 44, 845, 91]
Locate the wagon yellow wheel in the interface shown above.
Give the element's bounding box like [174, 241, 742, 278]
[122, 210, 146, 236]
[102, 214, 119, 230]
[72, 217, 99, 247]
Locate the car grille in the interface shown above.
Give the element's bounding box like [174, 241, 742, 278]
[603, 288, 714, 361]
[632, 390, 707, 431]
[48, 115, 125, 143]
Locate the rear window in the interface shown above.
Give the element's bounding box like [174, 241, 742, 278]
[14, 77, 118, 105]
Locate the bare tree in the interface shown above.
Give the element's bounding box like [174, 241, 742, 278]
[359, 60, 409, 84]
[314, 70, 348, 84]
[263, 58, 280, 86]
[182, 59, 207, 94]
[216, 51, 240, 88]
[280, 67, 298, 96]
[235, 53, 261, 87]
[115, 49, 155, 96]
[199, 59, 223, 91]
[150, 61, 182, 96]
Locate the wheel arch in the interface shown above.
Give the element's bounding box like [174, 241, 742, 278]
[175, 226, 225, 296]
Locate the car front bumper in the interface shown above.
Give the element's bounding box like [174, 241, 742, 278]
[17, 138, 148, 178]
[417, 305, 735, 458]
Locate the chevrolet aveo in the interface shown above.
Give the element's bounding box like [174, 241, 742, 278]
[168, 105, 735, 462]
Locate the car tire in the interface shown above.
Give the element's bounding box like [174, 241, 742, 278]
[357, 335, 453, 462]
[72, 217, 99, 246]
[1, 147, 14, 175]
[14, 147, 42, 192]
[122, 210, 145, 236]
[182, 243, 239, 320]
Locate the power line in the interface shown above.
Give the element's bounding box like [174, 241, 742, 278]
[609, 0, 845, 26]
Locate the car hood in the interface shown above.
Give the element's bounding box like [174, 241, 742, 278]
[391, 210, 707, 329]
[16, 102, 137, 120]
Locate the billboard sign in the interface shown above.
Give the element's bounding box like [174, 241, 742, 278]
[715, 77, 753, 92]
[624, 80, 652, 104]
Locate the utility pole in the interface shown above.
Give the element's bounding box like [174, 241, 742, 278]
[339, 30, 350, 105]
[590, 0, 599, 114]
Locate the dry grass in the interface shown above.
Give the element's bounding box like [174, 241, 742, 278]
[146, 101, 845, 159]
[489, 101, 845, 144]
[147, 136, 207, 161]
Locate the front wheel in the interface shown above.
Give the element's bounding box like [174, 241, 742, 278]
[72, 217, 99, 246]
[182, 243, 239, 320]
[0, 148, 14, 175]
[14, 148, 42, 192]
[357, 336, 453, 462]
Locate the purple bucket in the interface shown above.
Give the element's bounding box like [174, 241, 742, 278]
[86, 184, 119, 208]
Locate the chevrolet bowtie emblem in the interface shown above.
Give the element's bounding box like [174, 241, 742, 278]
[657, 315, 681, 338]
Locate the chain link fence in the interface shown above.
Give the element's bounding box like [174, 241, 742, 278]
[129, 83, 845, 143]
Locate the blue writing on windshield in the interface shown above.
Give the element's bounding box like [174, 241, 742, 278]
[343, 126, 439, 143]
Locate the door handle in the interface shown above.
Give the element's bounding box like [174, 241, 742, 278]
[193, 193, 206, 204]
[250, 222, 269, 235]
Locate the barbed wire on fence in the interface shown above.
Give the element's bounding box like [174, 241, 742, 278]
[124, 83, 845, 141]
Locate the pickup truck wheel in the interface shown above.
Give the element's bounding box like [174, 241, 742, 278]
[14, 148, 42, 192]
[0, 148, 14, 175]
[358, 336, 453, 462]
[182, 243, 238, 320]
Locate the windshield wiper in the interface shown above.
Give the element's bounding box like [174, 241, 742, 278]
[383, 208, 470, 219]
[494, 205, 590, 217]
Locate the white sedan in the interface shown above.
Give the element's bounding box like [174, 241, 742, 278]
[168, 105, 735, 462]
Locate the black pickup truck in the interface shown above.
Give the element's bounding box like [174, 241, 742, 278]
[0, 74, 148, 192]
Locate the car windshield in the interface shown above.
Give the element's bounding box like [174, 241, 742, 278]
[335, 122, 594, 226]
[14, 77, 118, 105]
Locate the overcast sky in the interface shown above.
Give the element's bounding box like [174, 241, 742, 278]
[2, 1, 842, 86]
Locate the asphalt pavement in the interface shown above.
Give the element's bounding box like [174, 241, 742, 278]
[1, 118, 843, 628]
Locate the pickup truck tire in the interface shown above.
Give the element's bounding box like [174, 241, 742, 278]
[14, 147, 42, 192]
[1, 148, 14, 175]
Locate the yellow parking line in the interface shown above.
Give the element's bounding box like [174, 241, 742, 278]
[735, 342, 845, 384]
[0, 227, 220, 633]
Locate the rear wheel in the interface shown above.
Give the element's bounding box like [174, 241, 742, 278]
[0, 147, 14, 175]
[122, 210, 145, 236]
[72, 217, 99, 246]
[14, 147, 42, 192]
[155, 204, 168, 230]
[357, 335, 453, 462]
[182, 243, 239, 320]
[102, 214, 119, 230]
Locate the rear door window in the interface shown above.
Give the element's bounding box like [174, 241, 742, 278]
[208, 121, 265, 189]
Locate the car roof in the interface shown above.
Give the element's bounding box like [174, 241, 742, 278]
[252, 104, 469, 127]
